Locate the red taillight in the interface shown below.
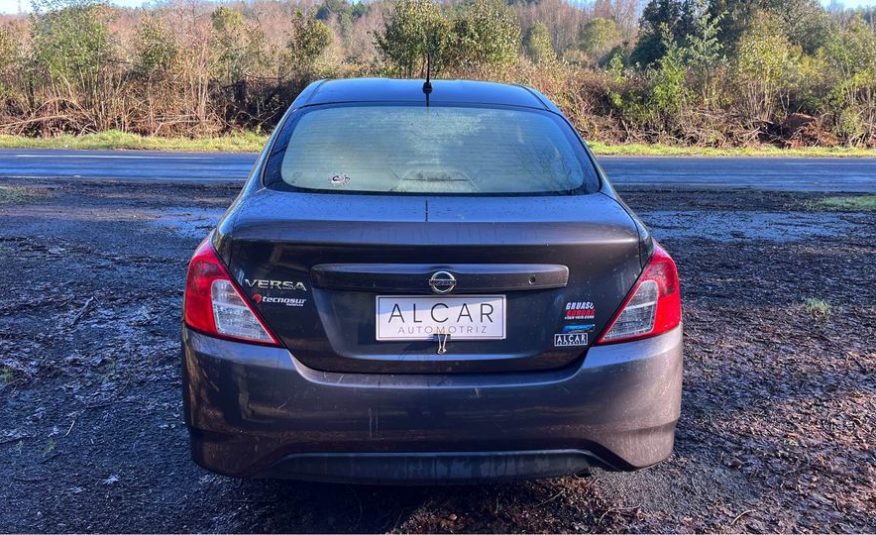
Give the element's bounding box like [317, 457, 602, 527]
[183, 238, 280, 346]
[596, 243, 681, 344]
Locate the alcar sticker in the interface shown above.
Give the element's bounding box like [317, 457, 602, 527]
[564, 301, 595, 320]
[554, 332, 588, 347]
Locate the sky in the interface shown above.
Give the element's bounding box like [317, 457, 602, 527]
[1, 0, 876, 15]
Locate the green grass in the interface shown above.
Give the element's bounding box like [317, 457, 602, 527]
[0, 130, 269, 153]
[815, 195, 876, 212]
[0, 186, 41, 204]
[803, 298, 832, 318]
[587, 141, 876, 158]
[2, 131, 876, 157]
[0, 367, 13, 382]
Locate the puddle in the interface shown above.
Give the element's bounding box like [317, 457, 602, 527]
[640, 210, 858, 242]
[150, 207, 226, 239]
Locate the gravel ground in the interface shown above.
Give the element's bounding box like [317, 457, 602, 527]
[0, 182, 873, 533]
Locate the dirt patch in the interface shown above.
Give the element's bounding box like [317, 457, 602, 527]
[0, 183, 873, 532]
[642, 210, 860, 242]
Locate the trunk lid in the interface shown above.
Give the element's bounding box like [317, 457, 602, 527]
[216, 190, 644, 373]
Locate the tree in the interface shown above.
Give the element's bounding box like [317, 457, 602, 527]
[578, 17, 622, 65]
[606, 25, 692, 139]
[288, 10, 332, 75]
[31, 0, 114, 88]
[448, 0, 520, 72]
[211, 7, 250, 85]
[630, 0, 696, 67]
[351, 2, 370, 21]
[375, 0, 451, 77]
[685, 5, 724, 102]
[709, 0, 829, 55]
[316, 0, 354, 41]
[593, 0, 640, 38]
[134, 15, 177, 80]
[316, 0, 351, 22]
[376, 0, 518, 76]
[733, 10, 797, 130]
[30, 0, 126, 131]
[524, 21, 556, 65]
[515, 0, 588, 55]
[0, 23, 23, 102]
[823, 15, 876, 144]
[647, 26, 691, 130]
[133, 15, 178, 134]
[685, 7, 722, 71]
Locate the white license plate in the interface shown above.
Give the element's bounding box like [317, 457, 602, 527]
[375, 295, 506, 341]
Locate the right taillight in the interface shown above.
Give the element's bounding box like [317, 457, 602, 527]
[596, 243, 681, 344]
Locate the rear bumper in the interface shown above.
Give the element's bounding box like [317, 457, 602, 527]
[182, 325, 683, 483]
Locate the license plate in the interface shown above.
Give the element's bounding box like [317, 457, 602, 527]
[375, 295, 506, 341]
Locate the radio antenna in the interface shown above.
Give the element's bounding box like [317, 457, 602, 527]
[422, 52, 432, 106]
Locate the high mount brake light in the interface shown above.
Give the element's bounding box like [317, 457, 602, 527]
[596, 243, 681, 344]
[183, 238, 280, 346]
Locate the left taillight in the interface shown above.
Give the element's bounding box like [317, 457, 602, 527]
[183, 238, 280, 346]
[595, 242, 681, 345]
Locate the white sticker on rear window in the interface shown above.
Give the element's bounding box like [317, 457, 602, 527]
[330, 173, 350, 187]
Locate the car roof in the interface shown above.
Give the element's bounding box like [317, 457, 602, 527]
[291, 78, 561, 113]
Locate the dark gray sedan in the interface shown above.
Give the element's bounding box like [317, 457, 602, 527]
[181, 78, 682, 484]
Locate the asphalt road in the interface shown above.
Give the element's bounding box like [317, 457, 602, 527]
[1, 148, 875, 192]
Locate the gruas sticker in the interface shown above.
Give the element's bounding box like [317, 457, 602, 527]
[564, 301, 595, 320]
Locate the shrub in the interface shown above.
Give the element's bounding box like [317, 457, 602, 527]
[447, 0, 520, 72]
[578, 17, 622, 65]
[375, 0, 450, 76]
[0, 0, 872, 149]
[288, 10, 333, 75]
[823, 15, 876, 145]
[732, 11, 798, 134]
[524, 22, 556, 65]
[0, 23, 24, 102]
[30, 0, 128, 132]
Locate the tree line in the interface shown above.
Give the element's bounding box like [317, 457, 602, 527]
[0, 0, 874, 147]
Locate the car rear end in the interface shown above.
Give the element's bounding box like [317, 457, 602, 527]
[181, 80, 682, 484]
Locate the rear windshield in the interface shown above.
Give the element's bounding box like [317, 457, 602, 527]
[263, 104, 600, 195]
